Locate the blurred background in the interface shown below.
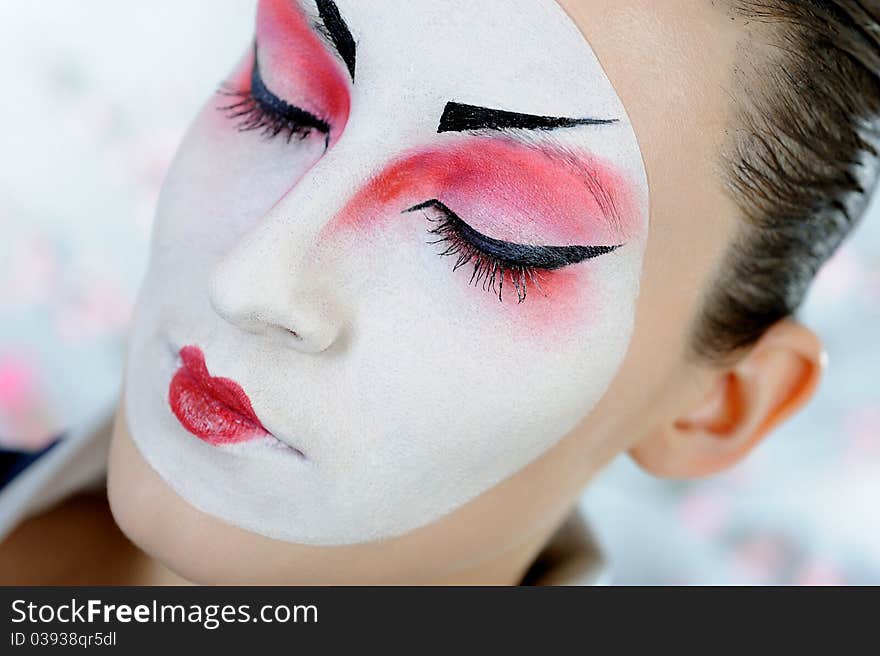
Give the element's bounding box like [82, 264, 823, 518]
[1, 2, 877, 584]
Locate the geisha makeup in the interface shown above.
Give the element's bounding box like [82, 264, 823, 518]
[123, 0, 650, 544]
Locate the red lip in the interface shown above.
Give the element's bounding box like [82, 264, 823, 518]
[168, 345, 268, 446]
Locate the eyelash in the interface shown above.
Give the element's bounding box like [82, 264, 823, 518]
[218, 46, 331, 145]
[408, 200, 622, 304]
[423, 212, 544, 304]
[218, 88, 319, 143]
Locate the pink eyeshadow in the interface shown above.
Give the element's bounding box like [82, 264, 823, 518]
[330, 137, 641, 246]
[255, 0, 351, 140]
[322, 137, 642, 328]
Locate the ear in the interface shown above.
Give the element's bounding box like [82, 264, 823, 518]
[630, 319, 827, 479]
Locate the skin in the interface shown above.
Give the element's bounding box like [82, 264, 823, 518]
[122, 0, 651, 546]
[2, 0, 825, 584]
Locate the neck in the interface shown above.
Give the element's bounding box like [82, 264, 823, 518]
[125, 524, 553, 587]
[126, 548, 194, 586]
[427, 524, 559, 586]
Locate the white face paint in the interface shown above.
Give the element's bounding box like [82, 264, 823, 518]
[125, 0, 649, 545]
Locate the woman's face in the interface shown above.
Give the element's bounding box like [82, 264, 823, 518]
[111, 0, 742, 580]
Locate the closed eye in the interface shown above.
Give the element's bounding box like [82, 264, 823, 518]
[218, 44, 331, 147]
[404, 199, 623, 303]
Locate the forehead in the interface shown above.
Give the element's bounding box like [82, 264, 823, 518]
[316, 0, 624, 119]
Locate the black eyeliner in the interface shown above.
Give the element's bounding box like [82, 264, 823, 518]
[405, 199, 622, 270]
[250, 44, 331, 136]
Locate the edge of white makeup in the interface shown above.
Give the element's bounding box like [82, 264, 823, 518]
[124, 0, 650, 545]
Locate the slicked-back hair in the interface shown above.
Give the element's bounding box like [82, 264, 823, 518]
[693, 0, 880, 363]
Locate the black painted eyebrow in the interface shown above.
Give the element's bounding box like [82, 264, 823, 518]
[405, 200, 621, 270]
[315, 0, 357, 81]
[438, 101, 617, 134]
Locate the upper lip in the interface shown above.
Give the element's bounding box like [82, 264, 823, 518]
[167, 344, 305, 458]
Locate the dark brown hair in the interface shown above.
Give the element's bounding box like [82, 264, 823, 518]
[693, 0, 880, 363]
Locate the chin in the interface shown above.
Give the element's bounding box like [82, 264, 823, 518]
[106, 405, 415, 585]
[107, 411, 275, 585]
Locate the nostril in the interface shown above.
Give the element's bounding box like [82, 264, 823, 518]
[274, 326, 309, 346]
[246, 311, 339, 354]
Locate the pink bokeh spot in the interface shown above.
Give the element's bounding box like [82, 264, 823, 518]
[0, 352, 56, 451]
[841, 405, 880, 467]
[678, 491, 732, 539]
[795, 557, 847, 586]
[0, 354, 36, 414]
[732, 535, 793, 585]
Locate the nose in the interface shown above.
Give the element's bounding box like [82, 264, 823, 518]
[208, 167, 353, 354]
[208, 127, 386, 353]
[209, 212, 343, 353]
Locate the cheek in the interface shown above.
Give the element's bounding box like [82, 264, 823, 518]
[484, 265, 600, 338]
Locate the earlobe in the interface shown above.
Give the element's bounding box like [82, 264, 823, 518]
[630, 319, 826, 479]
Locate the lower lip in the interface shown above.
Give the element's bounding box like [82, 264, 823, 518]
[168, 345, 269, 446]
